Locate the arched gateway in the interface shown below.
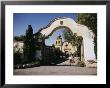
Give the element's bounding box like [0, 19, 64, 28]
[39, 17, 96, 62]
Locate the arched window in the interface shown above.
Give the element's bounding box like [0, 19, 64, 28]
[56, 41, 57, 44]
[58, 41, 60, 44]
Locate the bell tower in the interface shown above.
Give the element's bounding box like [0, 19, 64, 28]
[54, 35, 62, 51]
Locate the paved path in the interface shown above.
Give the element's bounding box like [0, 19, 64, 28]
[14, 66, 97, 75]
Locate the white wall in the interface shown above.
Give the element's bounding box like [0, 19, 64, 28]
[40, 17, 96, 61]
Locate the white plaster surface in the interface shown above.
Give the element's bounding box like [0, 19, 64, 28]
[40, 17, 96, 61]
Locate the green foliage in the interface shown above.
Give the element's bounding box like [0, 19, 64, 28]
[71, 33, 83, 57]
[52, 44, 55, 47]
[35, 33, 44, 50]
[87, 60, 96, 64]
[77, 13, 97, 35]
[62, 29, 73, 42]
[62, 14, 97, 59]
[23, 25, 36, 63]
[77, 61, 86, 67]
[14, 50, 22, 65]
[62, 29, 83, 57]
[76, 13, 97, 59]
[14, 35, 25, 41]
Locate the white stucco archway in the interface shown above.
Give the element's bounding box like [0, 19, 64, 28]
[40, 17, 96, 61]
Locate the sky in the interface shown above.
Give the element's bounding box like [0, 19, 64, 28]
[13, 13, 77, 46]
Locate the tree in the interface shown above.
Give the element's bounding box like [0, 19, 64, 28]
[77, 13, 97, 35]
[14, 35, 25, 41]
[76, 13, 97, 58]
[52, 44, 55, 47]
[62, 28, 73, 43]
[23, 25, 36, 63]
[62, 29, 83, 58]
[14, 49, 22, 65]
[71, 33, 83, 58]
[71, 33, 77, 46]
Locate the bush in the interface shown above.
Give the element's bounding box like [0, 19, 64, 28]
[30, 60, 41, 67]
[77, 61, 86, 67]
[14, 52, 22, 65]
[14, 60, 41, 69]
[87, 60, 96, 64]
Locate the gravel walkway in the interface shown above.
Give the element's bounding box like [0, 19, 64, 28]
[14, 66, 97, 75]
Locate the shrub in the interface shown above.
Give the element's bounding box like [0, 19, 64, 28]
[14, 51, 22, 65]
[87, 60, 96, 64]
[77, 61, 86, 67]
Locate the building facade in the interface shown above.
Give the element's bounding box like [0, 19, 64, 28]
[54, 35, 77, 55]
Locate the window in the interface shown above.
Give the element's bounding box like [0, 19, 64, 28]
[58, 41, 60, 44]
